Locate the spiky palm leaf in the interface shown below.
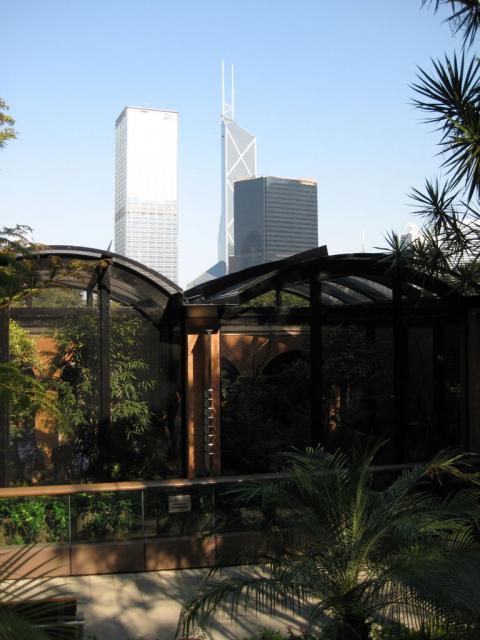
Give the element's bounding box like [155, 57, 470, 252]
[407, 175, 480, 291]
[411, 53, 480, 200]
[375, 231, 414, 274]
[422, 1, 480, 48]
[177, 444, 480, 639]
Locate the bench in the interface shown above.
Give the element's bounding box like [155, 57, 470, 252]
[2, 597, 84, 639]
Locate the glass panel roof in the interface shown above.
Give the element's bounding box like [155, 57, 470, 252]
[29, 247, 181, 320]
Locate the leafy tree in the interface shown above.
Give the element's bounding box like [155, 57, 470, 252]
[178, 444, 480, 640]
[7, 321, 50, 484]
[48, 313, 158, 481]
[0, 98, 17, 149]
[0, 225, 91, 309]
[0, 226, 37, 307]
[243, 291, 309, 307]
[12, 286, 85, 308]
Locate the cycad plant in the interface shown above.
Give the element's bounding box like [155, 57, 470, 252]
[178, 443, 480, 640]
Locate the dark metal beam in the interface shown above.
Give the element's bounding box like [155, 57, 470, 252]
[218, 301, 461, 327]
[186, 249, 462, 306]
[320, 281, 367, 305]
[392, 274, 408, 464]
[310, 271, 323, 447]
[86, 289, 94, 308]
[433, 320, 445, 452]
[334, 276, 390, 302]
[186, 245, 329, 300]
[97, 265, 111, 476]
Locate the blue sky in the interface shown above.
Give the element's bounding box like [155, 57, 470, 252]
[1, 0, 458, 286]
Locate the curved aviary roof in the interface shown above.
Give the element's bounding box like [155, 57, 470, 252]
[183, 246, 460, 306]
[27, 246, 182, 319]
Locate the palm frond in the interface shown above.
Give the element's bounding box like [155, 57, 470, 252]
[177, 571, 309, 639]
[422, 0, 480, 48]
[0, 545, 69, 640]
[410, 177, 461, 231]
[411, 53, 480, 200]
[178, 443, 480, 638]
[376, 231, 413, 273]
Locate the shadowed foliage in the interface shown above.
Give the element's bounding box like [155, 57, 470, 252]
[178, 443, 480, 640]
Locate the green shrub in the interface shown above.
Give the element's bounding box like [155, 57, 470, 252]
[0, 496, 68, 544]
[72, 492, 142, 541]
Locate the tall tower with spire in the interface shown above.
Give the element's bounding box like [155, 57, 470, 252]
[217, 62, 256, 273]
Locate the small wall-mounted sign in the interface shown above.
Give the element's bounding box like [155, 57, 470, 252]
[168, 494, 192, 513]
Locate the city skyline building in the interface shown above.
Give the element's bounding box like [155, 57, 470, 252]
[232, 176, 318, 272]
[114, 106, 178, 282]
[217, 63, 256, 273]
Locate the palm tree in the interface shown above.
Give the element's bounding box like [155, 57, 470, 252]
[422, 1, 480, 48]
[406, 5, 480, 292]
[178, 443, 480, 639]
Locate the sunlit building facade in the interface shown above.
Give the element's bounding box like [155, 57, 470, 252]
[114, 106, 178, 282]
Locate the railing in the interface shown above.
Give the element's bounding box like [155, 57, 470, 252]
[0, 464, 416, 547]
[0, 473, 287, 546]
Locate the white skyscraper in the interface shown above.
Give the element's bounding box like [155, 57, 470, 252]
[114, 106, 178, 282]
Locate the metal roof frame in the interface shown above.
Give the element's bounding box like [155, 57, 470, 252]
[25, 246, 182, 320]
[184, 246, 460, 307]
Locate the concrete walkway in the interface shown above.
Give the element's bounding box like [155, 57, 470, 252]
[44, 568, 305, 640]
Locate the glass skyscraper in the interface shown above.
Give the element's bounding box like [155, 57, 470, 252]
[232, 176, 318, 272]
[218, 117, 256, 273]
[217, 64, 256, 274]
[114, 106, 178, 282]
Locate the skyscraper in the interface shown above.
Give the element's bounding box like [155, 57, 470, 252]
[232, 176, 318, 272]
[217, 63, 256, 273]
[114, 106, 178, 282]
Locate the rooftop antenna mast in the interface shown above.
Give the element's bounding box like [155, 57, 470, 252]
[221, 60, 235, 120]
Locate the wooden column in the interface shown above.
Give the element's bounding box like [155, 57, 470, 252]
[0, 306, 9, 487]
[310, 271, 323, 447]
[392, 274, 407, 463]
[210, 330, 221, 475]
[185, 325, 221, 478]
[186, 333, 202, 478]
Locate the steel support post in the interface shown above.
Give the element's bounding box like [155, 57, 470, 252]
[97, 265, 111, 473]
[392, 274, 407, 464]
[310, 272, 323, 447]
[433, 320, 445, 451]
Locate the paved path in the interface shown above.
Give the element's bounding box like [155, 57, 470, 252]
[44, 568, 305, 640]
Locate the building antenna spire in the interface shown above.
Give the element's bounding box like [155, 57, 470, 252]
[231, 64, 235, 120]
[221, 60, 225, 116]
[221, 60, 234, 120]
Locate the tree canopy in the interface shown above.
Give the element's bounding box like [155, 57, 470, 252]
[0, 99, 17, 149]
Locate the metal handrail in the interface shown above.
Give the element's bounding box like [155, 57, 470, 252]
[0, 462, 424, 498]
